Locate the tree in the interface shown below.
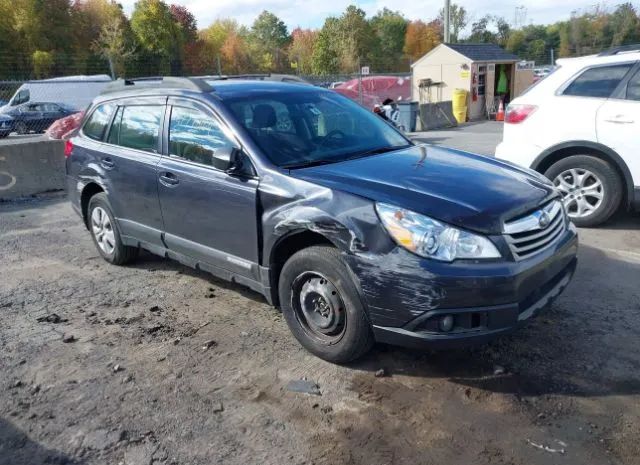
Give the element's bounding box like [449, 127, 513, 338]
[170, 4, 197, 43]
[403, 20, 440, 61]
[201, 19, 245, 72]
[32, 50, 54, 78]
[312, 17, 340, 75]
[467, 16, 496, 43]
[250, 10, 290, 71]
[130, 0, 178, 73]
[221, 31, 251, 74]
[93, 16, 134, 78]
[370, 8, 408, 71]
[439, 3, 467, 42]
[289, 28, 318, 75]
[334, 5, 376, 72]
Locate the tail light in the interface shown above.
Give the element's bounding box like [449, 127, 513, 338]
[64, 139, 73, 158]
[505, 104, 537, 124]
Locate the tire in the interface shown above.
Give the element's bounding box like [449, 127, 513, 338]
[278, 245, 374, 363]
[544, 155, 622, 227]
[87, 193, 139, 265]
[15, 121, 27, 135]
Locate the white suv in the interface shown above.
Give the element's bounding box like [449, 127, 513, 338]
[496, 45, 640, 226]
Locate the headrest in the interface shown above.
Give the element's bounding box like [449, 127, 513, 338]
[251, 104, 276, 129]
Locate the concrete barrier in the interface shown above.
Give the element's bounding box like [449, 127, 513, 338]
[0, 139, 65, 200]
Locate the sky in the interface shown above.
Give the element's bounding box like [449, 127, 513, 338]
[118, 0, 608, 30]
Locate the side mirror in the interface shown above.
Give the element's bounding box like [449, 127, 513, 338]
[211, 146, 244, 173]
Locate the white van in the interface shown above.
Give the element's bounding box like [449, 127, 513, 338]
[1, 75, 112, 113]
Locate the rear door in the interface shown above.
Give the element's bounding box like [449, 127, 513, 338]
[596, 63, 640, 186]
[157, 97, 260, 279]
[99, 97, 166, 248]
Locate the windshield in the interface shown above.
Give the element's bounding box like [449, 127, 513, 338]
[222, 90, 411, 168]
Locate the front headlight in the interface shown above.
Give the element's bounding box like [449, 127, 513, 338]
[375, 203, 501, 262]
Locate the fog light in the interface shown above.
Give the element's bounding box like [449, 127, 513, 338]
[439, 315, 455, 332]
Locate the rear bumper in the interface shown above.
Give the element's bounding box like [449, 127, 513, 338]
[372, 255, 576, 349]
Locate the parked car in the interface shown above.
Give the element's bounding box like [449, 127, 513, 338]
[0, 114, 13, 138]
[66, 77, 578, 363]
[496, 45, 640, 226]
[45, 111, 85, 140]
[5, 102, 75, 134]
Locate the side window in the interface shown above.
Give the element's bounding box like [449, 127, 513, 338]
[563, 64, 633, 98]
[118, 105, 163, 153]
[626, 69, 640, 101]
[83, 103, 116, 141]
[169, 106, 235, 167]
[106, 107, 123, 145]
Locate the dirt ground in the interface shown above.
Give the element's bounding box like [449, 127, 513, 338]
[1, 193, 639, 465]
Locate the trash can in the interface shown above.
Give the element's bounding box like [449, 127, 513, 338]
[397, 101, 419, 132]
[452, 89, 468, 124]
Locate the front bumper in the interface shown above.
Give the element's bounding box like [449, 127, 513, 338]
[348, 227, 578, 350]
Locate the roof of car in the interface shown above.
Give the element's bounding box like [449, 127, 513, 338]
[95, 78, 325, 104]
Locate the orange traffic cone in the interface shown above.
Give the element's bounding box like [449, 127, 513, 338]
[496, 99, 505, 122]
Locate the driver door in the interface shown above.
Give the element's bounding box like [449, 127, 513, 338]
[157, 97, 260, 281]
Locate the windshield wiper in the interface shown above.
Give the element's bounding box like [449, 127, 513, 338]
[282, 158, 339, 169]
[343, 144, 411, 161]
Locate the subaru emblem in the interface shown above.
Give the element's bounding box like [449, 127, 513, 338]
[538, 211, 551, 229]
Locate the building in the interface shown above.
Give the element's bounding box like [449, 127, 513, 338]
[411, 43, 534, 121]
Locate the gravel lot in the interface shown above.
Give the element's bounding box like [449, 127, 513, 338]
[1, 124, 639, 464]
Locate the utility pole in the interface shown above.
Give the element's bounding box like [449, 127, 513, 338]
[444, 0, 451, 43]
[216, 55, 222, 77]
[550, 48, 555, 67]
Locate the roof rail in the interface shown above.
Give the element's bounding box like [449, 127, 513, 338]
[101, 76, 213, 94]
[598, 44, 640, 56]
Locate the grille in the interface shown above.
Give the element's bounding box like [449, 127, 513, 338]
[504, 200, 567, 260]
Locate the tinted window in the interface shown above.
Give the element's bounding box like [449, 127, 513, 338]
[626, 69, 640, 101]
[83, 103, 116, 141]
[169, 106, 235, 167]
[117, 105, 163, 153]
[225, 90, 409, 168]
[564, 64, 633, 98]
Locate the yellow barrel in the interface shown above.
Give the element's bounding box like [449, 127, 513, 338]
[452, 89, 468, 124]
[452, 89, 468, 111]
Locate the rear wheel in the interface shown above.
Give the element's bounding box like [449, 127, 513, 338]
[278, 245, 374, 363]
[545, 155, 622, 227]
[88, 193, 138, 265]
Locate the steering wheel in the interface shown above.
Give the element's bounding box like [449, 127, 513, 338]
[318, 129, 347, 147]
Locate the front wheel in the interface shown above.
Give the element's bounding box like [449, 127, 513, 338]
[15, 121, 28, 135]
[278, 245, 374, 363]
[545, 155, 622, 227]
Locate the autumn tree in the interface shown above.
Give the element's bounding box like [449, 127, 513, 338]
[221, 31, 252, 74]
[93, 16, 134, 78]
[289, 28, 318, 75]
[403, 20, 441, 62]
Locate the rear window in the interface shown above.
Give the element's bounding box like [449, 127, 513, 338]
[83, 103, 116, 141]
[563, 64, 634, 98]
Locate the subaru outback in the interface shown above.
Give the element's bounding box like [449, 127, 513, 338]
[66, 77, 578, 363]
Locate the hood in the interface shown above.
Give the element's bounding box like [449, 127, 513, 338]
[288, 145, 557, 234]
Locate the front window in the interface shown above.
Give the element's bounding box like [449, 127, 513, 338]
[223, 90, 410, 168]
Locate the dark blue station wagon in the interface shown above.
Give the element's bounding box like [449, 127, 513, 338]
[66, 77, 578, 363]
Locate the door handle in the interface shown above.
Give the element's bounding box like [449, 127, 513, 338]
[604, 115, 634, 124]
[159, 172, 179, 186]
[101, 157, 115, 169]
